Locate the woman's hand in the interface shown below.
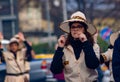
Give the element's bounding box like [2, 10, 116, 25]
[78, 32, 87, 42]
[58, 35, 66, 47]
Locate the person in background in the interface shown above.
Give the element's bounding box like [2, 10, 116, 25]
[101, 63, 110, 82]
[0, 32, 32, 82]
[50, 11, 100, 82]
[101, 31, 120, 82]
[112, 31, 120, 82]
[93, 30, 104, 82]
[14, 32, 35, 82]
[100, 44, 114, 82]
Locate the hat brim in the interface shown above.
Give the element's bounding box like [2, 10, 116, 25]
[9, 38, 19, 45]
[110, 31, 120, 46]
[9, 41, 19, 45]
[59, 19, 97, 35]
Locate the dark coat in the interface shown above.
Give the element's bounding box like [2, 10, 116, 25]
[112, 35, 120, 82]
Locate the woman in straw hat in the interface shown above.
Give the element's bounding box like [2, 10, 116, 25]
[112, 31, 120, 82]
[50, 11, 100, 82]
[0, 32, 32, 82]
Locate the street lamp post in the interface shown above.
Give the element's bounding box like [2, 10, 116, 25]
[62, 0, 67, 21]
[45, 0, 68, 47]
[10, 0, 15, 36]
[0, 20, 2, 33]
[46, 0, 52, 48]
[90, 0, 94, 23]
[54, 0, 67, 21]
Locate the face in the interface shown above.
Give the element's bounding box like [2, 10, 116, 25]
[70, 22, 85, 39]
[10, 43, 19, 52]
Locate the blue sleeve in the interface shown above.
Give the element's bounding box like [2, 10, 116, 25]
[83, 41, 99, 69]
[24, 41, 32, 51]
[112, 36, 120, 82]
[25, 50, 33, 61]
[50, 47, 64, 74]
[24, 41, 33, 61]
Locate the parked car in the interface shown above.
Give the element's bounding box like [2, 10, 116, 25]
[40, 59, 57, 82]
[35, 54, 57, 82]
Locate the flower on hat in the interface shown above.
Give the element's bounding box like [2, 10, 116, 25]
[59, 11, 96, 35]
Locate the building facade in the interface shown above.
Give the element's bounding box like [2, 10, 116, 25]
[0, 0, 19, 39]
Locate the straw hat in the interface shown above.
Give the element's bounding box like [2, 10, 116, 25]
[59, 11, 97, 35]
[6, 38, 21, 51]
[110, 31, 120, 46]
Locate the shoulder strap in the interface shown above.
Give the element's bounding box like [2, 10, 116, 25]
[14, 59, 22, 72]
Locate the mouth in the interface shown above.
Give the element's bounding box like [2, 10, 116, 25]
[74, 33, 77, 35]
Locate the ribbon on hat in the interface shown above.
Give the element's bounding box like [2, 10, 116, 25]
[71, 16, 86, 22]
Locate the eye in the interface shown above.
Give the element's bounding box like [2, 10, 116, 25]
[77, 25, 83, 28]
[71, 25, 83, 28]
[71, 26, 76, 28]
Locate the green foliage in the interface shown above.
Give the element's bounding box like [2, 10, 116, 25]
[32, 43, 55, 54]
[97, 35, 109, 52]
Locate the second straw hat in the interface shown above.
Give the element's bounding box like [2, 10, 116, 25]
[110, 31, 120, 46]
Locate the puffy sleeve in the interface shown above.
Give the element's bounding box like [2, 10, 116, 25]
[101, 49, 113, 62]
[93, 43, 100, 59]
